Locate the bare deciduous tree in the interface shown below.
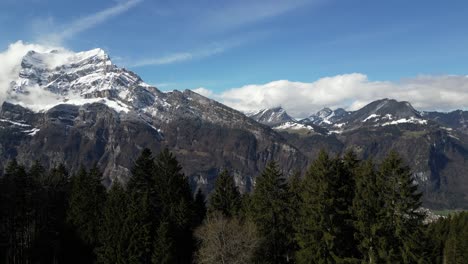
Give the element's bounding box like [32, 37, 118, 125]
[195, 213, 258, 264]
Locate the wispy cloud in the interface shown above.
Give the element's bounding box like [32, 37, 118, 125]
[37, 0, 142, 45]
[130, 39, 243, 67]
[196, 0, 319, 33]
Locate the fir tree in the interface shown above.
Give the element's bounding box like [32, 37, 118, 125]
[125, 191, 153, 264]
[127, 148, 155, 195]
[194, 189, 207, 227]
[295, 150, 351, 263]
[352, 159, 384, 264]
[67, 165, 106, 262]
[378, 151, 425, 263]
[2, 160, 38, 263]
[152, 221, 175, 264]
[97, 181, 129, 264]
[125, 149, 157, 264]
[250, 162, 294, 263]
[208, 169, 241, 217]
[286, 170, 303, 262]
[442, 212, 468, 263]
[153, 148, 195, 263]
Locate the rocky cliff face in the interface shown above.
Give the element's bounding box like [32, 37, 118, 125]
[0, 48, 307, 194]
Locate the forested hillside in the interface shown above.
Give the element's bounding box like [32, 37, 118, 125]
[0, 148, 466, 263]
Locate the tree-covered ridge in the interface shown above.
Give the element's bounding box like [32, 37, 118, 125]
[0, 148, 466, 263]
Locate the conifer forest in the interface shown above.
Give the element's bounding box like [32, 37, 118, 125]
[0, 148, 467, 264]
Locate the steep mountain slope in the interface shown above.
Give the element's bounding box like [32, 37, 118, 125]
[0, 48, 307, 193]
[299, 107, 350, 127]
[271, 100, 468, 209]
[249, 107, 294, 126]
[422, 110, 468, 134]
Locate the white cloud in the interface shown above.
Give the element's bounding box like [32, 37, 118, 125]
[0, 41, 61, 104]
[192, 87, 214, 97]
[198, 73, 468, 118]
[131, 44, 228, 67]
[196, 0, 318, 33]
[37, 0, 142, 45]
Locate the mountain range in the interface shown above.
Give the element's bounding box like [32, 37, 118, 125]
[0, 48, 467, 209]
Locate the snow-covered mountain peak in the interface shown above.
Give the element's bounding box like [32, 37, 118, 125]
[249, 106, 294, 126]
[20, 48, 110, 71]
[7, 47, 153, 113]
[315, 107, 333, 119]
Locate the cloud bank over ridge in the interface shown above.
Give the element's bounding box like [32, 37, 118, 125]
[197, 73, 468, 118]
[1, 41, 467, 118]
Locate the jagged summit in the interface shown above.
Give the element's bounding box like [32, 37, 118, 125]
[299, 107, 350, 127]
[7, 48, 157, 113]
[249, 106, 294, 126]
[340, 98, 427, 128]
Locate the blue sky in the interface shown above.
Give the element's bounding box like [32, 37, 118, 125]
[1, 0, 468, 115]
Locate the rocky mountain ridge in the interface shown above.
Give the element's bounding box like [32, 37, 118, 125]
[1, 47, 467, 209]
[0, 48, 307, 194]
[253, 100, 468, 208]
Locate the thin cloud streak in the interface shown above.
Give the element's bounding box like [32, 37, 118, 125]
[130, 44, 231, 67]
[196, 0, 319, 33]
[38, 0, 143, 45]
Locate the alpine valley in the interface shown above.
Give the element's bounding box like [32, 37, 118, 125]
[1, 48, 467, 209]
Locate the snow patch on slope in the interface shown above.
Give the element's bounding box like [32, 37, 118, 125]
[274, 122, 314, 131]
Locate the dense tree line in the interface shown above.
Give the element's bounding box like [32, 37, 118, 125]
[0, 148, 467, 263]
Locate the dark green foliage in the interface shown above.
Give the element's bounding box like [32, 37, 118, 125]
[125, 191, 153, 264]
[193, 189, 207, 227]
[1, 148, 465, 264]
[127, 148, 155, 195]
[428, 212, 468, 263]
[250, 162, 294, 263]
[295, 151, 354, 263]
[152, 221, 175, 264]
[32, 164, 71, 263]
[352, 159, 385, 263]
[377, 151, 425, 263]
[96, 182, 129, 264]
[67, 165, 106, 262]
[208, 169, 241, 217]
[0, 160, 38, 263]
[125, 149, 155, 263]
[153, 148, 195, 263]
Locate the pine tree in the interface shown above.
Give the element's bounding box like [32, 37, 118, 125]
[442, 212, 468, 263]
[352, 159, 384, 264]
[295, 150, 351, 263]
[194, 189, 207, 227]
[67, 166, 106, 262]
[152, 221, 175, 264]
[286, 171, 303, 262]
[378, 151, 425, 263]
[250, 162, 294, 263]
[208, 169, 241, 217]
[1, 160, 38, 263]
[153, 148, 195, 263]
[97, 182, 129, 264]
[45, 164, 71, 263]
[335, 151, 360, 261]
[127, 148, 155, 195]
[125, 149, 157, 264]
[125, 191, 153, 264]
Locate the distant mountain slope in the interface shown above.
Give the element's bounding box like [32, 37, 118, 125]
[262, 99, 468, 209]
[0, 48, 307, 193]
[249, 107, 294, 126]
[1, 47, 467, 209]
